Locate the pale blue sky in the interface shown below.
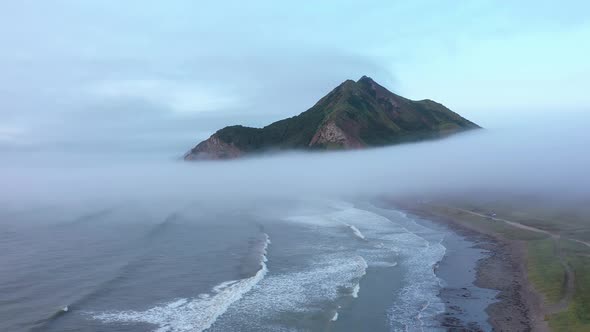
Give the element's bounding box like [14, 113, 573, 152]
[1, 0, 589, 153]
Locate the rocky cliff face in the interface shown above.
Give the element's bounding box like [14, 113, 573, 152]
[184, 76, 480, 160]
[183, 135, 243, 160]
[308, 121, 362, 149]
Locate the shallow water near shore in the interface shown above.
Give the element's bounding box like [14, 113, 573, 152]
[437, 229, 499, 330]
[1, 198, 497, 331]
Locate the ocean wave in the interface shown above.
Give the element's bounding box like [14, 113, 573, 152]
[351, 283, 360, 298]
[209, 201, 445, 331]
[370, 261, 398, 268]
[385, 223, 446, 331]
[331, 311, 339, 321]
[208, 254, 368, 330]
[29, 306, 71, 331]
[89, 234, 271, 332]
[58, 207, 117, 227]
[324, 203, 447, 330]
[59, 213, 183, 308]
[345, 224, 366, 240]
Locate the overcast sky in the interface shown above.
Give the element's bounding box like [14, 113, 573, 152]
[1, 0, 589, 155]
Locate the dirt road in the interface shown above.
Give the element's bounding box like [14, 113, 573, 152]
[448, 206, 575, 315]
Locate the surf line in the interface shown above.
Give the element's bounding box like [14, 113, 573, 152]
[90, 234, 271, 332]
[343, 223, 367, 240]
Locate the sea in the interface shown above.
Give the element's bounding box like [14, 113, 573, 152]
[0, 154, 496, 332]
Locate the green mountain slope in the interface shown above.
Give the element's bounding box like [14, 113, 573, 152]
[185, 76, 480, 160]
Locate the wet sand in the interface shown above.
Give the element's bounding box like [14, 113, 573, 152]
[434, 227, 497, 331]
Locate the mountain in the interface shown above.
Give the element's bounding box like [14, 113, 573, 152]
[184, 76, 480, 160]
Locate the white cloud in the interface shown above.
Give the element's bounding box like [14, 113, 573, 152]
[88, 79, 241, 114]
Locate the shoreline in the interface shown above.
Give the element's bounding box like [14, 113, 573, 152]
[394, 202, 548, 332]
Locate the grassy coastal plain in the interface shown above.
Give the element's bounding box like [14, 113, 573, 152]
[396, 192, 590, 331]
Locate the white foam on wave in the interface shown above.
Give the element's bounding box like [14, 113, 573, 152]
[385, 223, 446, 331]
[208, 254, 368, 331]
[90, 234, 271, 332]
[331, 311, 339, 321]
[303, 203, 447, 330]
[206, 202, 445, 331]
[370, 261, 397, 268]
[165, 299, 188, 309]
[346, 224, 366, 240]
[351, 283, 360, 298]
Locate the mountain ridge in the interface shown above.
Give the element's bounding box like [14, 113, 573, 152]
[184, 76, 480, 160]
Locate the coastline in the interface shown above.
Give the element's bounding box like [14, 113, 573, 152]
[392, 202, 548, 332]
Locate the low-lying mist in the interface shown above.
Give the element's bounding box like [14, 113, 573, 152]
[1, 117, 589, 215]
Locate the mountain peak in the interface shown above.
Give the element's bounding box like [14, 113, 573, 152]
[338, 79, 357, 89]
[357, 75, 375, 83]
[184, 77, 480, 160]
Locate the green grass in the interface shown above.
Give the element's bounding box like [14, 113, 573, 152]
[434, 205, 548, 241]
[500, 227, 549, 241]
[425, 200, 590, 331]
[549, 256, 590, 332]
[560, 239, 590, 255]
[526, 239, 566, 305]
[450, 194, 590, 242]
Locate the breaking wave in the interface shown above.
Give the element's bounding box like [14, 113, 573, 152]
[90, 234, 271, 332]
[346, 224, 366, 240]
[308, 203, 448, 330]
[207, 254, 368, 331]
[351, 283, 360, 298]
[370, 261, 398, 268]
[387, 228, 446, 331]
[331, 311, 339, 321]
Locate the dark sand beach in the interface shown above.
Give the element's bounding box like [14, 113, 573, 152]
[393, 202, 549, 332]
[434, 227, 497, 331]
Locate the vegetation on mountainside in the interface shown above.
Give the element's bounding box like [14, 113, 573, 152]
[186, 76, 479, 158]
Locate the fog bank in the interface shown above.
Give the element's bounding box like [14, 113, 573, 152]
[2, 116, 589, 214]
